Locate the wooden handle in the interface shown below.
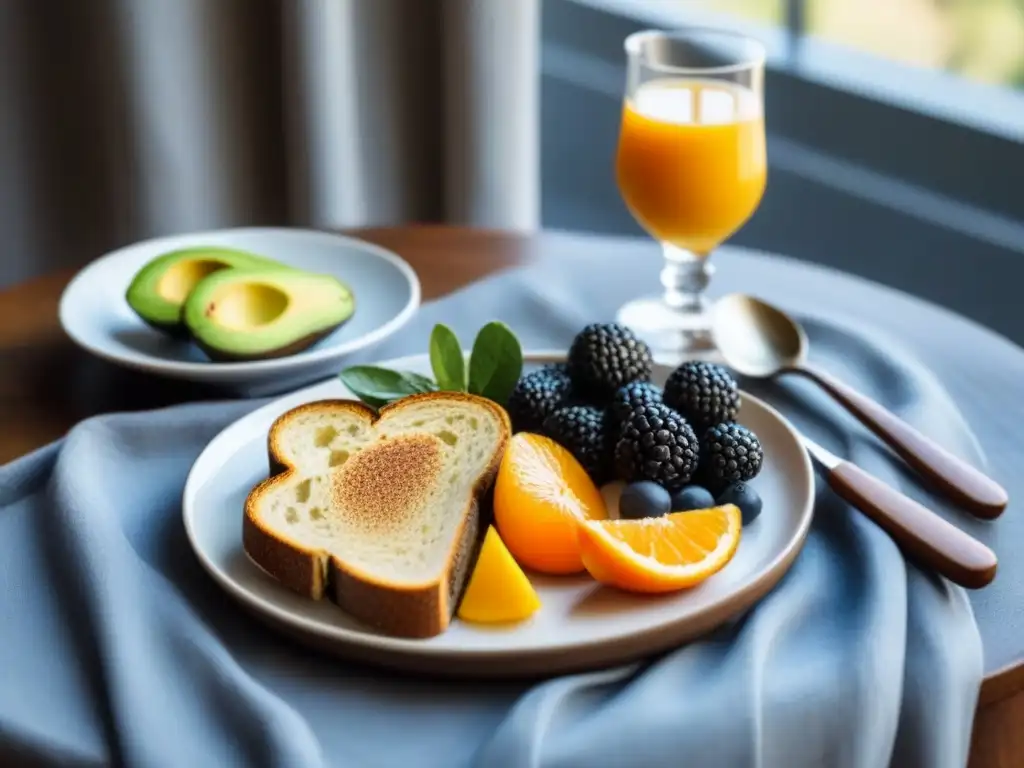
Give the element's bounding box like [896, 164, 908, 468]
[797, 363, 1008, 519]
[827, 461, 997, 589]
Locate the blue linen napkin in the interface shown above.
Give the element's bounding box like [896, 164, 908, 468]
[0, 243, 987, 767]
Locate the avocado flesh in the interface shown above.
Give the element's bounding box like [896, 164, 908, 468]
[183, 268, 356, 361]
[125, 247, 280, 334]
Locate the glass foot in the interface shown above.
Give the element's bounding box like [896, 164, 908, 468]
[616, 295, 720, 365]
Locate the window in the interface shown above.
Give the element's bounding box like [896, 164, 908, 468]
[662, 0, 1024, 89]
[807, 0, 1024, 88]
[540, 0, 1024, 345]
[678, 1, 784, 27]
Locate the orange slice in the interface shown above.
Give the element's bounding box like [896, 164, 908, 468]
[578, 505, 742, 593]
[457, 526, 541, 624]
[493, 433, 607, 575]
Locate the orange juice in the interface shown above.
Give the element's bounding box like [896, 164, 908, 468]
[615, 78, 767, 255]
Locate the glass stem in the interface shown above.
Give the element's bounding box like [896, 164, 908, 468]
[661, 243, 713, 313]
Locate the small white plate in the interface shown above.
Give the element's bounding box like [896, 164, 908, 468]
[59, 227, 420, 396]
[183, 353, 815, 678]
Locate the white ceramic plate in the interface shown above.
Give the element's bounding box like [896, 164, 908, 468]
[183, 353, 815, 678]
[58, 227, 419, 396]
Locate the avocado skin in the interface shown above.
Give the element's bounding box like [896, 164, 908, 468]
[193, 322, 349, 363]
[136, 314, 194, 340]
[125, 247, 279, 335]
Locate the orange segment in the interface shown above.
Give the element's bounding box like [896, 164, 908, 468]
[457, 526, 541, 624]
[578, 505, 742, 593]
[493, 433, 607, 574]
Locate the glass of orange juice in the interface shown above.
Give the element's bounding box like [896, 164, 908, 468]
[615, 28, 767, 358]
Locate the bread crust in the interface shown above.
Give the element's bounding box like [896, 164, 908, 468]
[242, 392, 511, 638]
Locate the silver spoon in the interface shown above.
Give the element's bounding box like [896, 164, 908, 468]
[710, 293, 1009, 519]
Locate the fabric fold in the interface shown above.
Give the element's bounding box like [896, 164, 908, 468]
[40, 407, 323, 768]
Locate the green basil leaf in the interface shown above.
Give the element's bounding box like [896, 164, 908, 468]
[338, 366, 436, 408]
[467, 321, 523, 404]
[429, 324, 466, 392]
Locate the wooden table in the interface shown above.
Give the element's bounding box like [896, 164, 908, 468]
[0, 225, 1019, 767]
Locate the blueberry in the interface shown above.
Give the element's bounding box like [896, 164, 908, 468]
[717, 482, 762, 525]
[670, 485, 716, 512]
[619, 481, 671, 520]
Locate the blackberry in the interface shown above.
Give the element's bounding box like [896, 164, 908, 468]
[541, 362, 570, 376]
[698, 423, 764, 492]
[663, 361, 740, 430]
[543, 405, 611, 484]
[610, 381, 663, 427]
[614, 403, 699, 491]
[506, 369, 572, 433]
[567, 323, 653, 401]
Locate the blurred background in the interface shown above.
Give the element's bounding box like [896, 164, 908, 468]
[690, 0, 1024, 86]
[543, 0, 1024, 345]
[2, 0, 1022, 344]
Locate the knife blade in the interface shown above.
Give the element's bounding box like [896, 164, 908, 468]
[800, 435, 841, 471]
[799, 434, 997, 589]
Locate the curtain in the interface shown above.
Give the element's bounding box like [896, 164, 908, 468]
[0, 0, 540, 288]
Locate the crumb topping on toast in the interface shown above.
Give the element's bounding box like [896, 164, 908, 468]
[331, 434, 443, 533]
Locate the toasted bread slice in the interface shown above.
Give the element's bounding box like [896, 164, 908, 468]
[243, 392, 511, 638]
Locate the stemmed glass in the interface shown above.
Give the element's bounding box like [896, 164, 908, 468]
[614, 28, 767, 359]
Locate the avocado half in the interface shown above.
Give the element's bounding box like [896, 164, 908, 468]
[182, 267, 356, 361]
[125, 246, 280, 335]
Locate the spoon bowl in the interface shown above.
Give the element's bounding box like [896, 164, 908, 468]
[710, 294, 807, 377]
